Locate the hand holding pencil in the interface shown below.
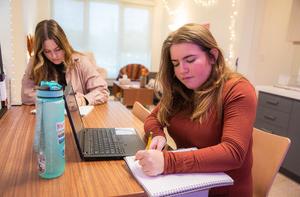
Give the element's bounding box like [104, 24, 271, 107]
[134, 132, 166, 176]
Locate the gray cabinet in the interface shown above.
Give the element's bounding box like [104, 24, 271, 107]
[255, 92, 292, 136]
[284, 100, 300, 177]
[255, 92, 300, 182]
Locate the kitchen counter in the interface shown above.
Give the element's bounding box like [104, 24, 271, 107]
[255, 85, 300, 100]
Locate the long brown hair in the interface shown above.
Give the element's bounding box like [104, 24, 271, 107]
[157, 23, 240, 126]
[30, 19, 76, 85]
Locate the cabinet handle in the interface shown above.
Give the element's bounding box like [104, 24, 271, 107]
[260, 128, 273, 134]
[266, 100, 279, 105]
[264, 115, 276, 121]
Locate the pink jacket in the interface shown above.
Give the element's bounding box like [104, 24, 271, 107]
[21, 53, 109, 105]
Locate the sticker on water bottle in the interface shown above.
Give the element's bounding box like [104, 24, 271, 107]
[56, 121, 65, 144]
[38, 152, 46, 174]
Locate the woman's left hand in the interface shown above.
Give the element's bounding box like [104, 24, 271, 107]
[75, 94, 87, 106]
[135, 150, 164, 176]
[149, 136, 166, 151]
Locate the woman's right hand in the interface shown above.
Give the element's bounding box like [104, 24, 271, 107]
[149, 136, 166, 151]
[135, 149, 164, 176]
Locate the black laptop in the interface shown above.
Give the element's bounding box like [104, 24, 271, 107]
[64, 84, 145, 161]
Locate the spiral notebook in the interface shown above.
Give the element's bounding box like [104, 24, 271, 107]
[124, 156, 234, 197]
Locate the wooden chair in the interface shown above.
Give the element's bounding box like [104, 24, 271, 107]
[26, 34, 34, 57]
[252, 128, 291, 197]
[132, 101, 151, 123]
[117, 64, 149, 81]
[132, 101, 176, 150]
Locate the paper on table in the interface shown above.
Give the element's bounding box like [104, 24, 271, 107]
[78, 105, 94, 116]
[31, 105, 94, 116]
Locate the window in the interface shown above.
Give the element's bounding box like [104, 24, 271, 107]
[52, 0, 153, 78]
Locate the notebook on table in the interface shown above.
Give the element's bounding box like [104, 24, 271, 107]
[124, 150, 234, 197]
[64, 84, 145, 161]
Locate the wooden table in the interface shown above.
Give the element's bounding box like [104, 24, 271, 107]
[0, 101, 146, 197]
[112, 81, 154, 107]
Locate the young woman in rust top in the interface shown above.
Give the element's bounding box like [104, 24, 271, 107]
[135, 23, 257, 196]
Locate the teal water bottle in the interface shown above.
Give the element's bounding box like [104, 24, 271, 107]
[34, 81, 65, 179]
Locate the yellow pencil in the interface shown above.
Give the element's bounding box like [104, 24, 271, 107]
[145, 132, 153, 150]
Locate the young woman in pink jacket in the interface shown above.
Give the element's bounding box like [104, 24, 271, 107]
[21, 19, 109, 106]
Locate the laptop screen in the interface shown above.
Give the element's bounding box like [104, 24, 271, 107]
[64, 84, 85, 136]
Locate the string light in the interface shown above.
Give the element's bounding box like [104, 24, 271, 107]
[162, 0, 238, 67]
[227, 0, 238, 67]
[7, 0, 15, 105]
[193, 0, 218, 7]
[162, 0, 182, 16]
[162, 0, 171, 15]
[162, 0, 188, 31]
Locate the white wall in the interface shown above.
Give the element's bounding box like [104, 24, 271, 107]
[153, 0, 245, 71]
[0, 1, 13, 77]
[0, 0, 26, 105]
[234, 0, 263, 83]
[250, 0, 294, 86]
[0, 0, 51, 105]
[151, 0, 164, 72]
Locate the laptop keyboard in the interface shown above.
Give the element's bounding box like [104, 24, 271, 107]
[84, 128, 125, 155]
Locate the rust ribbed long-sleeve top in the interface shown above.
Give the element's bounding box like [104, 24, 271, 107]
[144, 78, 257, 197]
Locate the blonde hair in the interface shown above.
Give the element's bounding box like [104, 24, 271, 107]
[30, 19, 78, 85]
[157, 23, 241, 126]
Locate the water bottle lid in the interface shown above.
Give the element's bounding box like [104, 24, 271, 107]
[36, 81, 63, 98]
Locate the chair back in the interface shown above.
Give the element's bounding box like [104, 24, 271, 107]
[132, 101, 151, 143]
[252, 128, 291, 197]
[132, 101, 150, 123]
[117, 64, 149, 81]
[132, 101, 177, 150]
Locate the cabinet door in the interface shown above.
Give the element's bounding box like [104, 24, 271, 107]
[257, 92, 293, 113]
[284, 100, 300, 175]
[255, 106, 290, 136]
[255, 92, 292, 136]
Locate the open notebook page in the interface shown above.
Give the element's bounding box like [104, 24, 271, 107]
[124, 151, 233, 197]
